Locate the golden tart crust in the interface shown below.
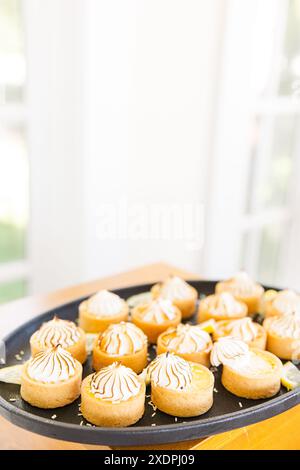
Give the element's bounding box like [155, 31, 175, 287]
[20, 346, 82, 409]
[210, 338, 282, 399]
[263, 290, 300, 318]
[132, 299, 181, 344]
[221, 349, 282, 399]
[81, 364, 145, 427]
[78, 290, 129, 334]
[157, 324, 212, 367]
[198, 292, 247, 323]
[263, 314, 300, 360]
[213, 318, 267, 350]
[92, 322, 148, 373]
[147, 353, 214, 417]
[151, 363, 214, 417]
[30, 317, 87, 364]
[151, 276, 198, 319]
[215, 272, 264, 315]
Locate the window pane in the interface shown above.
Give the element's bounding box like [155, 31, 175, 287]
[0, 124, 29, 263]
[256, 224, 286, 285]
[245, 115, 298, 213]
[240, 223, 287, 286]
[0, 279, 27, 304]
[279, 0, 300, 96]
[0, 0, 25, 105]
[0, 222, 26, 263]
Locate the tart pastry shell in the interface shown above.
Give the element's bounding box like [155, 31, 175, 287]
[212, 321, 267, 350]
[92, 339, 148, 373]
[151, 283, 197, 319]
[263, 317, 300, 360]
[221, 349, 282, 400]
[151, 363, 214, 417]
[197, 296, 248, 323]
[215, 282, 263, 315]
[30, 327, 87, 364]
[157, 334, 212, 368]
[20, 361, 82, 409]
[78, 300, 129, 334]
[131, 305, 181, 344]
[81, 374, 145, 427]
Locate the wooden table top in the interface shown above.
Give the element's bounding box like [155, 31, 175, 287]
[0, 262, 299, 450]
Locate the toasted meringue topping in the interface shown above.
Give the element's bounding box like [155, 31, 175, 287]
[98, 322, 147, 355]
[159, 276, 193, 300]
[140, 299, 177, 324]
[27, 345, 76, 383]
[161, 324, 211, 354]
[145, 353, 192, 390]
[87, 290, 124, 317]
[222, 318, 258, 343]
[210, 337, 250, 367]
[268, 312, 300, 339]
[222, 271, 261, 297]
[33, 316, 81, 348]
[203, 292, 245, 317]
[211, 337, 277, 376]
[273, 290, 300, 316]
[90, 362, 141, 402]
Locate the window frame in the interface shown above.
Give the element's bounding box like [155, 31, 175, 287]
[203, 0, 300, 288]
[0, 0, 30, 294]
[0, 0, 86, 298]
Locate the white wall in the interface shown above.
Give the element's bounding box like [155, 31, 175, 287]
[25, 0, 225, 293]
[82, 0, 225, 281]
[25, 0, 85, 293]
[23, 0, 300, 294]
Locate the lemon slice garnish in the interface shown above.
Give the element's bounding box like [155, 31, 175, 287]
[0, 364, 23, 385]
[263, 290, 278, 302]
[281, 361, 300, 391]
[198, 319, 217, 334]
[260, 290, 278, 315]
[127, 292, 152, 309]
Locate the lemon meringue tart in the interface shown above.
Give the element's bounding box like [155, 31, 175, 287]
[81, 362, 145, 427]
[79, 289, 129, 334]
[21, 345, 82, 409]
[30, 316, 87, 364]
[198, 292, 247, 323]
[92, 322, 148, 373]
[211, 337, 282, 399]
[215, 272, 264, 315]
[213, 317, 266, 350]
[157, 324, 212, 367]
[132, 298, 181, 343]
[151, 276, 198, 319]
[144, 352, 214, 417]
[263, 312, 300, 360]
[263, 289, 300, 318]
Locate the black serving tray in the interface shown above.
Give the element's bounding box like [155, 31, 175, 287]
[0, 280, 300, 447]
